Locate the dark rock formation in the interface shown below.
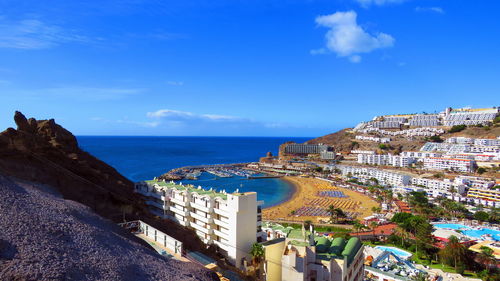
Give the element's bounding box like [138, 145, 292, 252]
[0, 175, 217, 281]
[0, 111, 219, 280]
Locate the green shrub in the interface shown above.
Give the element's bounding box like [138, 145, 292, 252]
[448, 125, 466, 133]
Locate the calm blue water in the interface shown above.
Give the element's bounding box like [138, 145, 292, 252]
[77, 136, 310, 207]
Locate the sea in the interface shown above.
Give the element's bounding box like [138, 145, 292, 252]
[77, 136, 310, 207]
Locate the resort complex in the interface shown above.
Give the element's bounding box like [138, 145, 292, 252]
[135, 179, 264, 268]
[128, 105, 499, 281]
[261, 223, 365, 281]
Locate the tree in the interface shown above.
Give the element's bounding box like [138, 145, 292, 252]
[474, 211, 490, 222]
[250, 243, 265, 265]
[448, 125, 466, 133]
[476, 167, 487, 174]
[379, 144, 388, 150]
[476, 246, 496, 272]
[429, 135, 443, 143]
[327, 205, 345, 224]
[439, 236, 467, 270]
[369, 221, 378, 238]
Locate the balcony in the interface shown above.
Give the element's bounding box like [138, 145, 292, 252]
[146, 200, 166, 210]
[190, 222, 212, 234]
[190, 201, 212, 213]
[213, 218, 230, 229]
[170, 197, 189, 207]
[179, 220, 190, 227]
[213, 240, 230, 251]
[190, 211, 212, 224]
[213, 229, 230, 240]
[170, 206, 189, 217]
[213, 207, 228, 216]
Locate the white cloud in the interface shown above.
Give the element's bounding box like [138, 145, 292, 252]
[356, 0, 407, 7]
[147, 109, 238, 122]
[415, 6, 445, 14]
[0, 18, 89, 49]
[349, 55, 362, 63]
[314, 11, 394, 62]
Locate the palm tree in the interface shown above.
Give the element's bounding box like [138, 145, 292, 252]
[394, 226, 409, 247]
[250, 242, 265, 266]
[327, 205, 345, 224]
[369, 221, 378, 239]
[439, 235, 466, 270]
[476, 246, 496, 272]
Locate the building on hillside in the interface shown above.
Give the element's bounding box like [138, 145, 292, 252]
[284, 143, 330, 154]
[422, 157, 475, 173]
[355, 135, 391, 143]
[467, 187, 500, 203]
[443, 107, 499, 126]
[351, 150, 376, 155]
[454, 176, 496, 189]
[400, 151, 443, 160]
[337, 165, 412, 187]
[357, 154, 416, 167]
[411, 177, 466, 197]
[260, 223, 365, 281]
[135, 180, 264, 268]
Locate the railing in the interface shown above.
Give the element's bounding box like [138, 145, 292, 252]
[119, 220, 183, 255]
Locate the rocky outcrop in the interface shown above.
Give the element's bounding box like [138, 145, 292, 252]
[0, 175, 217, 281]
[0, 111, 219, 280]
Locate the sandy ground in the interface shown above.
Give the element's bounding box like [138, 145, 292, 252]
[262, 176, 378, 223]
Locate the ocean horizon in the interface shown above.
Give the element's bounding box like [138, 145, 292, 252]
[77, 136, 311, 207]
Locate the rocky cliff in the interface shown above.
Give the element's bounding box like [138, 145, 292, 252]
[0, 175, 217, 281]
[0, 111, 219, 280]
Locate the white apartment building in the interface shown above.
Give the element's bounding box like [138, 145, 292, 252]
[351, 150, 376, 155]
[401, 151, 442, 160]
[357, 154, 416, 167]
[338, 165, 412, 186]
[455, 175, 496, 189]
[135, 180, 263, 267]
[422, 157, 475, 173]
[411, 177, 466, 197]
[443, 107, 498, 126]
[357, 127, 444, 137]
[355, 135, 391, 143]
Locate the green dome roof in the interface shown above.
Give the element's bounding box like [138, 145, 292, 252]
[315, 237, 332, 253]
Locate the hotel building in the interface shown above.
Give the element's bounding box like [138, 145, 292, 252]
[337, 165, 412, 187]
[135, 180, 264, 267]
[357, 154, 416, 167]
[422, 157, 475, 173]
[261, 223, 365, 281]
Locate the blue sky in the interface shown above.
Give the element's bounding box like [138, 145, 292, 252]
[1, 0, 499, 137]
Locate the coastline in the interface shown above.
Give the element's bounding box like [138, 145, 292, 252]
[262, 176, 378, 222]
[263, 177, 299, 208]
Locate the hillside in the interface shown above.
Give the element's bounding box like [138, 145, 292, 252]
[0, 111, 219, 280]
[0, 175, 217, 281]
[308, 126, 500, 154]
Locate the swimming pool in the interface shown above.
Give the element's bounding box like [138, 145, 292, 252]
[433, 223, 471, 230]
[434, 223, 500, 241]
[375, 246, 413, 259]
[462, 229, 500, 241]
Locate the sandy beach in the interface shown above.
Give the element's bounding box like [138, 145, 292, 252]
[262, 176, 378, 223]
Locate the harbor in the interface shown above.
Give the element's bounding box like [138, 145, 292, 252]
[158, 163, 259, 181]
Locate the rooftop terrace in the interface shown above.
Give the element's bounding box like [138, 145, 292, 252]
[144, 179, 229, 200]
